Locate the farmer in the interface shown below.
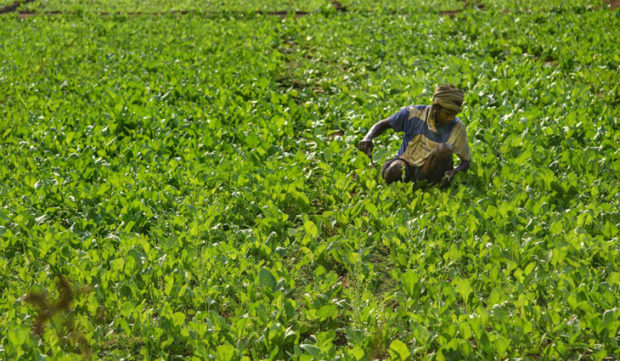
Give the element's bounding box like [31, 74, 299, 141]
[357, 84, 471, 187]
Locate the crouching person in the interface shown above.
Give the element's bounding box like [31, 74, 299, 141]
[358, 84, 471, 188]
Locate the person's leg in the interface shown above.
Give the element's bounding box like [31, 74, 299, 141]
[422, 143, 454, 183]
[382, 158, 407, 184]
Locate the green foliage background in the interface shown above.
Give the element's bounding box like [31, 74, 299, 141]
[0, 0, 618, 360]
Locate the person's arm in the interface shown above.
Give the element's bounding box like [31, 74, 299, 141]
[441, 157, 470, 187]
[451, 159, 470, 174]
[441, 120, 471, 187]
[357, 118, 392, 157]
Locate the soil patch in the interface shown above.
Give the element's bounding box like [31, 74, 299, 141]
[603, 0, 620, 9]
[0, 0, 33, 14]
[331, 0, 347, 12]
[439, 10, 462, 17]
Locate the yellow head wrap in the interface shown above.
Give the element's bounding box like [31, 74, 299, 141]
[432, 84, 464, 113]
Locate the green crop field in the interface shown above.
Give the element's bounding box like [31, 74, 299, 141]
[0, 0, 618, 360]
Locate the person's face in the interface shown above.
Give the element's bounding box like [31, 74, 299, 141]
[435, 105, 459, 124]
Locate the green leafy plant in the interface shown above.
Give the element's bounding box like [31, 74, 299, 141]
[0, 1, 618, 360]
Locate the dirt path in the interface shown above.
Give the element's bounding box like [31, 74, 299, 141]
[15, 9, 313, 19]
[6, 0, 342, 18]
[4, 0, 617, 19]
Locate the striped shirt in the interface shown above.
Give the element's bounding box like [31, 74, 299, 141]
[389, 105, 471, 167]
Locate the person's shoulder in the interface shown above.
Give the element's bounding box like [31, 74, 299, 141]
[408, 105, 430, 119]
[454, 117, 467, 128]
[451, 117, 468, 135]
[411, 104, 430, 112]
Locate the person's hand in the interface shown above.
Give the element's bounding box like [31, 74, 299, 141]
[440, 169, 456, 188]
[357, 139, 373, 158]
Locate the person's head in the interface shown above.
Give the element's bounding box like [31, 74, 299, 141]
[434, 104, 459, 124]
[432, 84, 464, 125]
